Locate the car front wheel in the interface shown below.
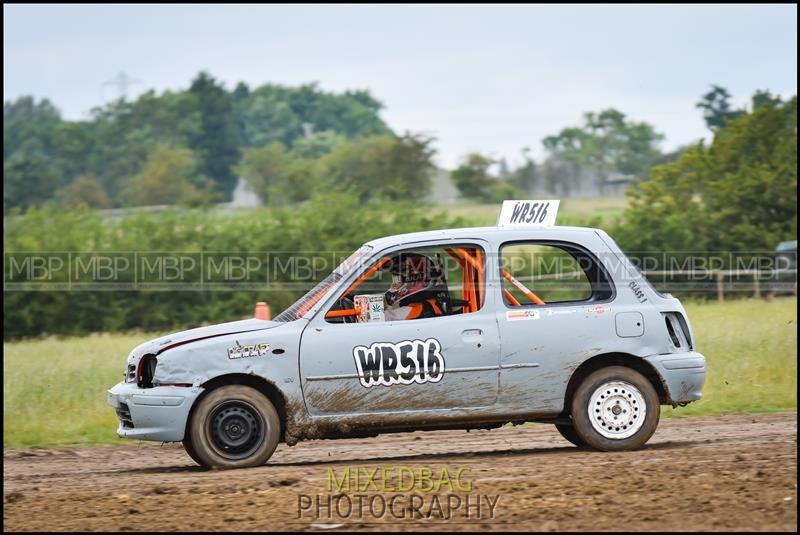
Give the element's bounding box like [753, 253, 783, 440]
[571, 366, 660, 451]
[182, 436, 205, 466]
[554, 423, 587, 447]
[187, 385, 281, 468]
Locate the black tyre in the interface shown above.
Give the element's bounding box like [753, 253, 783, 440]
[188, 385, 281, 469]
[571, 366, 660, 451]
[554, 422, 587, 447]
[181, 437, 205, 466]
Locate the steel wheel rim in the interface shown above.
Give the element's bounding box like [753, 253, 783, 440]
[208, 400, 264, 460]
[588, 380, 646, 439]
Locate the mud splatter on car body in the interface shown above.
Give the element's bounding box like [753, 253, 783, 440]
[107, 224, 706, 460]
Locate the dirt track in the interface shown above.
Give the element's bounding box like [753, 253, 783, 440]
[4, 412, 797, 532]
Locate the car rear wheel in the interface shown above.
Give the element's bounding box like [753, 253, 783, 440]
[187, 385, 280, 468]
[571, 366, 660, 451]
[554, 422, 587, 447]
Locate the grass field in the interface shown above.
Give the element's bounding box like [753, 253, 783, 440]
[3, 298, 796, 448]
[661, 297, 797, 417]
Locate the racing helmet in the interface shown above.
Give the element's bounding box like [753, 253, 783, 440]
[384, 252, 449, 310]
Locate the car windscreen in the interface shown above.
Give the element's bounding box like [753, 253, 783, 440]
[273, 245, 373, 322]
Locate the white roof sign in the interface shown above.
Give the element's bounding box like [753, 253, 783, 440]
[497, 200, 560, 227]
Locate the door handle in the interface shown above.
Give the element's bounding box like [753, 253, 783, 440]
[461, 329, 483, 343]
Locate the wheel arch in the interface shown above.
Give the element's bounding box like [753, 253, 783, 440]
[562, 352, 670, 416]
[185, 373, 288, 443]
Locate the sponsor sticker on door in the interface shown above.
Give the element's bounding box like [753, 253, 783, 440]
[506, 310, 540, 321]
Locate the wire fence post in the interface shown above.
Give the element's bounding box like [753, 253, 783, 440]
[717, 272, 725, 302]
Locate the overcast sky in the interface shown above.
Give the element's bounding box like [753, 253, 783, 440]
[4, 4, 797, 168]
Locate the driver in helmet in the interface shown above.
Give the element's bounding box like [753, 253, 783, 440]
[383, 252, 450, 321]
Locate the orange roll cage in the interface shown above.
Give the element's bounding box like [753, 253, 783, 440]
[323, 247, 544, 319]
[344, 256, 391, 296]
[503, 289, 521, 306]
[325, 256, 391, 320]
[444, 246, 485, 314]
[501, 268, 546, 305]
[325, 307, 361, 319]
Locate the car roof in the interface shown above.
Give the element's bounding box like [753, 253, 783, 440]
[364, 225, 603, 250]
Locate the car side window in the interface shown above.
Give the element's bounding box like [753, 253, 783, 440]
[500, 242, 612, 306]
[324, 245, 486, 323]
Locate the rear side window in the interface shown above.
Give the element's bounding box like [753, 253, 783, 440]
[500, 242, 613, 306]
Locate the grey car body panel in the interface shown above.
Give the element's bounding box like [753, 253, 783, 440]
[107, 226, 707, 445]
[645, 352, 707, 401]
[107, 382, 203, 442]
[300, 237, 500, 416]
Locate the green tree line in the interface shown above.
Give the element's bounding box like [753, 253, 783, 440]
[2, 196, 472, 339]
[4, 72, 422, 212]
[3, 86, 795, 338]
[448, 85, 786, 202]
[449, 108, 669, 202]
[615, 92, 796, 258]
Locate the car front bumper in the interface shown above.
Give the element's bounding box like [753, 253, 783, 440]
[645, 351, 707, 404]
[107, 381, 204, 442]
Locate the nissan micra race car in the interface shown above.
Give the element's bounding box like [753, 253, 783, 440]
[108, 201, 707, 468]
